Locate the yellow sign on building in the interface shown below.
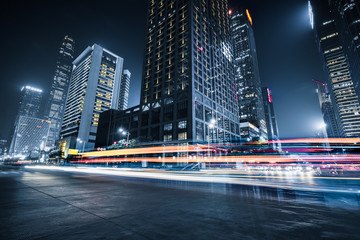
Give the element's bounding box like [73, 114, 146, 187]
[68, 149, 79, 155]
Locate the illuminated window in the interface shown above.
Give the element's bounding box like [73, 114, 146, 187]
[178, 132, 187, 140]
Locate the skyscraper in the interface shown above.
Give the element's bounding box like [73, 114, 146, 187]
[329, 0, 360, 89]
[262, 87, 280, 145]
[119, 69, 131, 110]
[311, 1, 360, 137]
[230, 10, 267, 141]
[11, 116, 50, 155]
[313, 79, 341, 137]
[44, 35, 75, 148]
[9, 86, 43, 153]
[15, 86, 43, 121]
[138, 0, 240, 143]
[60, 44, 124, 151]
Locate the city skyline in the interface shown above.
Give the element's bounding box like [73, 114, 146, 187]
[1, 1, 360, 239]
[1, 0, 328, 139]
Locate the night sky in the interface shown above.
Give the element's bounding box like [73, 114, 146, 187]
[0, 0, 327, 140]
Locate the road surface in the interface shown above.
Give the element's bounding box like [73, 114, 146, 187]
[0, 167, 359, 239]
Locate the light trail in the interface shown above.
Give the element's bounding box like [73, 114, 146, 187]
[79, 145, 210, 158]
[24, 166, 360, 194]
[70, 154, 360, 164]
[269, 138, 360, 144]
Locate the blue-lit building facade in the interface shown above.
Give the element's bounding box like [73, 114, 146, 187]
[9, 86, 43, 154]
[230, 10, 267, 142]
[313, 80, 341, 137]
[311, 1, 360, 137]
[44, 35, 75, 148]
[96, 0, 241, 146]
[11, 116, 50, 155]
[119, 69, 131, 111]
[329, 0, 360, 98]
[262, 87, 280, 148]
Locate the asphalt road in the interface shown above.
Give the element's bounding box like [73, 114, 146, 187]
[0, 168, 359, 240]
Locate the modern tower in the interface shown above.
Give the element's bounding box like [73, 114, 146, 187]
[119, 69, 131, 110]
[262, 87, 280, 145]
[230, 10, 267, 141]
[311, 1, 360, 137]
[60, 44, 124, 151]
[329, 0, 360, 89]
[9, 86, 43, 153]
[312, 79, 341, 137]
[11, 116, 50, 155]
[16, 86, 43, 121]
[137, 0, 240, 143]
[44, 35, 75, 148]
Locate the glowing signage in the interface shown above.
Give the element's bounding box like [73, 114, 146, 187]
[267, 88, 273, 103]
[68, 149, 79, 155]
[246, 9, 253, 26]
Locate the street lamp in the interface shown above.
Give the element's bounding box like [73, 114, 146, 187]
[118, 128, 130, 145]
[207, 118, 216, 168]
[76, 138, 85, 153]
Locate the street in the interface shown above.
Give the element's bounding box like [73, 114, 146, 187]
[0, 167, 359, 239]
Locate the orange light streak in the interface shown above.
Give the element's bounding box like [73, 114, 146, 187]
[246, 9, 253, 26]
[79, 145, 210, 158]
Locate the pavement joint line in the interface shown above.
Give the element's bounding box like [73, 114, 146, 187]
[13, 178, 153, 240]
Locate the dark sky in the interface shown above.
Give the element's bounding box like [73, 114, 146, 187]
[0, 0, 327, 140]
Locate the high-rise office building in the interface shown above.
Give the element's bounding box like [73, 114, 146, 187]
[11, 116, 50, 155]
[119, 69, 131, 110]
[97, 0, 241, 145]
[230, 10, 267, 141]
[329, 0, 360, 89]
[44, 35, 75, 148]
[311, 1, 360, 137]
[262, 87, 280, 144]
[60, 44, 124, 152]
[15, 86, 43, 121]
[9, 86, 43, 153]
[137, 0, 240, 143]
[313, 79, 341, 137]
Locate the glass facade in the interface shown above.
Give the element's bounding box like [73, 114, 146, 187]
[262, 87, 280, 142]
[313, 80, 341, 137]
[11, 116, 50, 155]
[9, 86, 43, 154]
[44, 35, 75, 148]
[314, 18, 360, 136]
[16, 86, 43, 121]
[119, 69, 131, 110]
[139, 0, 240, 143]
[230, 10, 267, 141]
[329, 0, 360, 88]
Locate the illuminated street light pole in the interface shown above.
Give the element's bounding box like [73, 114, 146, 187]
[118, 128, 130, 145]
[76, 138, 85, 153]
[208, 119, 216, 168]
